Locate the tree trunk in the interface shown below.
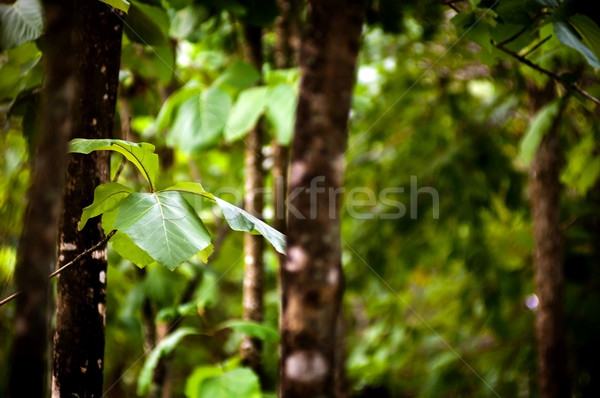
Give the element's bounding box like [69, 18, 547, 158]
[52, 2, 123, 397]
[280, 1, 365, 396]
[528, 85, 571, 398]
[240, 24, 266, 377]
[9, 0, 77, 396]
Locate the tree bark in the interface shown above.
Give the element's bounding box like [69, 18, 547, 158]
[528, 85, 571, 398]
[280, 1, 365, 397]
[8, 0, 77, 396]
[240, 24, 266, 377]
[52, 2, 123, 397]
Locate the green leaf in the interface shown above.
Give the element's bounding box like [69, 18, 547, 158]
[214, 197, 286, 254]
[69, 138, 159, 191]
[0, 0, 43, 50]
[569, 14, 600, 70]
[217, 320, 280, 342]
[115, 191, 212, 270]
[138, 327, 198, 396]
[79, 182, 132, 230]
[519, 101, 560, 165]
[225, 86, 268, 142]
[124, 0, 170, 45]
[190, 368, 261, 398]
[102, 209, 155, 268]
[554, 21, 600, 69]
[99, 0, 131, 13]
[215, 61, 260, 92]
[164, 182, 286, 254]
[265, 83, 297, 145]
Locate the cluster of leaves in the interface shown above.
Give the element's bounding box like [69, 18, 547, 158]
[70, 138, 285, 270]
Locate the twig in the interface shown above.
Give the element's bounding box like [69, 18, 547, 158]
[494, 41, 600, 106]
[522, 35, 551, 58]
[0, 229, 117, 307]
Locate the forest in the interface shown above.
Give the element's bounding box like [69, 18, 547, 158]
[1, 0, 599, 397]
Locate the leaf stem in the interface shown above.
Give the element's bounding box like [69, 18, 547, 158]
[0, 229, 117, 308]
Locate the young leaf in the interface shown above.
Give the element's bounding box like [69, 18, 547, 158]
[164, 182, 286, 254]
[217, 320, 280, 342]
[115, 191, 212, 270]
[102, 209, 155, 268]
[98, 0, 130, 13]
[79, 183, 132, 230]
[214, 197, 286, 254]
[69, 138, 159, 191]
[225, 86, 268, 142]
[519, 101, 560, 165]
[0, 0, 43, 50]
[265, 83, 297, 145]
[137, 327, 198, 396]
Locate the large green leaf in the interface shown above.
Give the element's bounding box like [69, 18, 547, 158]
[265, 83, 297, 145]
[164, 182, 286, 254]
[0, 0, 43, 50]
[225, 86, 268, 141]
[519, 101, 560, 165]
[191, 368, 261, 398]
[99, 0, 131, 13]
[115, 191, 212, 270]
[138, 327, 198, 395]
[79, 183, 132, 230]
[102, 209, 155, 267]
[554, 21, 600, 69]
[217, 320, 280, 342]
[69, 139, 159, 191]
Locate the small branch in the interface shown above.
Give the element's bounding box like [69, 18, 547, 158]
[0, 229, 117, 308]
[522, 35, 551, 58]
[494, 41, 600, 106]
[498, 25, 529, 47]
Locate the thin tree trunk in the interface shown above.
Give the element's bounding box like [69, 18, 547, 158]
[240, 24, 266, 377]
[52, 2, 123, 397]
[9, 0, 77, 396]
[280, 1, 365, 396]
[528, 85, 571, 398]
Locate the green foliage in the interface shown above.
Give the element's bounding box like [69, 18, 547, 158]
[0, 0, 43, 50]
[69, 139, 286, 271]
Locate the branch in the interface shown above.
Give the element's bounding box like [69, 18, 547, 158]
[494, 41, 600, 106]
[0, 229, 116, 308]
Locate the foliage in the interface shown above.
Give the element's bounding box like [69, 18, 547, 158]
[70, 138, 286, 270]
[1, 0, 600, 397]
